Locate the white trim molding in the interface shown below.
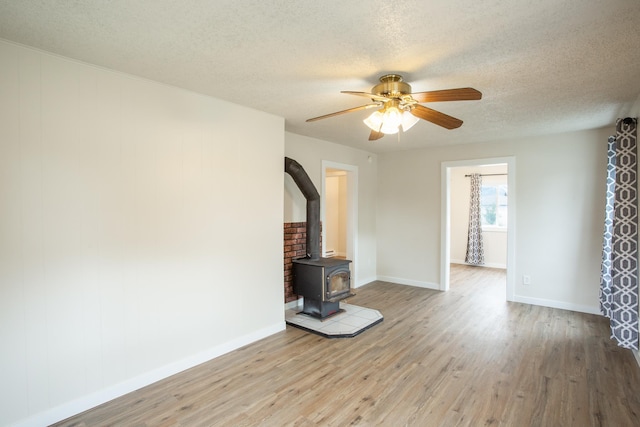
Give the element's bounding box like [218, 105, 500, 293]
[15, 322, 285, 427]
[376, 275, 440, 291]
[513, 296, 600, 315]
[441, 157, 516, 301]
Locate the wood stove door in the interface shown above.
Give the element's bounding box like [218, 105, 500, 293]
[326, 269, 350, 301]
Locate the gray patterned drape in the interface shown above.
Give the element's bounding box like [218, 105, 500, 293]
[600, 136, 616, 315]
[465, 173, 484, 265]
[600, 117, 638, 350]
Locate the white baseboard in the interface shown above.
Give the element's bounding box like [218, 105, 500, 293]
[513, 295, 600, 315]
[633, 349, 640, 368]
[15, 322, 285, 427]
[355, 276, 377, 288]
[450, 259, 507, 269]
[285, 298, 303, 310]
[376, 275, 441, 290]
[374, 276, 600, 316]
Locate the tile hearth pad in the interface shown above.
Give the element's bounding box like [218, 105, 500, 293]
[285, 303, 383, 338]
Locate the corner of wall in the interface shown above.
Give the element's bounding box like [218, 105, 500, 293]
[627, 93, 640, 117]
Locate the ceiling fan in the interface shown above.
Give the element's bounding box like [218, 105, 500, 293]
[306, 74, 482, 141]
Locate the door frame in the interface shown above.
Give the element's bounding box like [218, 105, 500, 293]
[440, 156, 516, 301]
[322, 160, 358, 287]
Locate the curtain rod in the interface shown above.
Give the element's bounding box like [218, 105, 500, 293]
[464, 173, 507, 177]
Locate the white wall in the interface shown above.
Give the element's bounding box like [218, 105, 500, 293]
[0, 41, 285, 427]
[450, 165, 508, 268]
[325, 175, 340, 253]
[377, 127, 611, 313]
[284, 133, 377, 286]
[338, 173, 348, 255]
[325, 172, 347, 256]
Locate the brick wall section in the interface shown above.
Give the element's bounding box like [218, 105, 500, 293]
[283, 222, 321, 303]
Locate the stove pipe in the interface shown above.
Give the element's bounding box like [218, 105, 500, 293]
[285, 157, 320, 261]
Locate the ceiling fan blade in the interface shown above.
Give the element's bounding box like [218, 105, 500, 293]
[306, 103, 381, 122]
[368, 130, 385, 141]
[410, 88, 482, 103]
[410, 104, 463, 129]
[341, 91, 391, 103]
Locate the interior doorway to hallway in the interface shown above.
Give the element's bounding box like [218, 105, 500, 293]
[324, 168, 348, 258]
[441, 157, 516, 301]
[322, 161, 358, 287]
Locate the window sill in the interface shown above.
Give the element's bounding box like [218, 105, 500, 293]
[482, 227, 507, 233]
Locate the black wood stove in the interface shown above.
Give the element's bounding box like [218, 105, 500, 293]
[293, 257, 352, 319]
[285, 157, 353, 320]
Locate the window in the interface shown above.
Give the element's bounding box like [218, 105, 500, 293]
[481, 184, 507, 228]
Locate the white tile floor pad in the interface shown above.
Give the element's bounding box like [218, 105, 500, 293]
[285, 303, 383, 338]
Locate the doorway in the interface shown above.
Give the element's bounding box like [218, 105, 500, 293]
[322, 161, 358, 287]
[441, 157, 516, 301]
[324, 169, 347, 258]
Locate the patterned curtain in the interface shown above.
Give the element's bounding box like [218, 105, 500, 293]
[600, 118, 638, 350]
[600, 136, 616, 316]
[465, 173, 484, 265]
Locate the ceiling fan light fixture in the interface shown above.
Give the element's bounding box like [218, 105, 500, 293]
[363, 110, 384, 132]
[364, 106, 417, 135]
[307, 74, 482, 141]
[379, 107, 402, 134]
[401, 111, 420, 132]
[363, 108, 400, 134]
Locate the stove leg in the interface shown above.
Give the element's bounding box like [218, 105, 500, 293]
[301, 299, 341, 320]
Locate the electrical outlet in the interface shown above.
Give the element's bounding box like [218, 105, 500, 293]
[523, 275, 532, 285]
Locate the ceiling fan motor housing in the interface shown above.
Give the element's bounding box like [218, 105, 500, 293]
[371, 74, 411, 97]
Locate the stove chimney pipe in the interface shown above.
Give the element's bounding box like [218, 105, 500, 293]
[285, 157, 321, 260]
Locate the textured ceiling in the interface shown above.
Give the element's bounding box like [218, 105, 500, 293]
[1, 0, 639, 153]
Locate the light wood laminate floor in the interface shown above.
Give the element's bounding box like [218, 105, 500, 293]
[55, 265, 640, 426]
